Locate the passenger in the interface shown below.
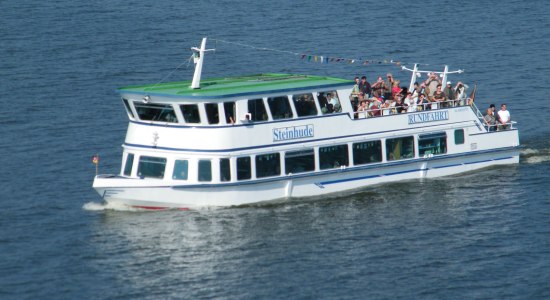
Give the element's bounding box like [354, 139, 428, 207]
[412, 82, 420, 98]
[318, 92, 328, 109]
[484, 108, 497, 132]
[433, 84, 447, 108]
[444, 81, 456, 106]
[424, 72, 441, 98]
[351, 77, 360, 112]
[359, 76, 372, 99]
[384, 73, 394, 100]
[382, 100, 392, 116]
[489, 104, 497, 122]
[455, 81, 469, 106]
[391, 80, 403, 100]
[394, 95, 406, 114]
[371, 76, 386, 98]
[357, 99, 368, 118]
[404, 92, 416, 113]
[369, 99, 381, 117]
[419, 94, 430, 110]
[497, 103, 511, 130]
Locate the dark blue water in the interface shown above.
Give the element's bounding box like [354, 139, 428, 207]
[2, 0, 550, 298]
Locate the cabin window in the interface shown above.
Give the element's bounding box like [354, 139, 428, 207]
[256, 153, 281, 178]
[454, 129, 465, 145]
[237, 156, 251, 180]
[180, 104, 201, 123]
[285, 149, 315, 174]
[134, 103, 177, 123]
[353, 141, 382, 165]
[123, 153, 134, 176]
[418, 132, 447, 156]
[267, 96, 293, 120]
[205, 103, 220, 124]
[319, 144, 349, 170]
[224, 102, 236, 124]
[172, 159, 189, 180]
[292, 93, 318, 117]
[137, 156, 166, 179]
[386, 136, 415, 161]
[220, 158, 231, 182]
[198, 160, 212, 182]
[122, 99, 135, 118]
[317, 91, 341, 114]
[248, 99, 268, 122]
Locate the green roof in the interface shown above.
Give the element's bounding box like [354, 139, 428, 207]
[117, 73, 353, 99]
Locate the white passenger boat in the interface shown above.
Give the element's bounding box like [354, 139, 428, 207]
[93, 38, 520, 209]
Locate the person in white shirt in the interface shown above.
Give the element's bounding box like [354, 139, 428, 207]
[497, 103, 511, 130]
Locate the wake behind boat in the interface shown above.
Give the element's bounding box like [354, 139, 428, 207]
[92, 38, 519, 209]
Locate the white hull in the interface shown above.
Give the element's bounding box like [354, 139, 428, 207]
[94, 147, 519, 208]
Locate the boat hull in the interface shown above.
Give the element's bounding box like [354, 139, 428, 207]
[93, 147, 519, 209]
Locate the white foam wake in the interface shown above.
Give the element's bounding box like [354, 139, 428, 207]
[82, 201, 141, 211]
[521, 148, 550, 164]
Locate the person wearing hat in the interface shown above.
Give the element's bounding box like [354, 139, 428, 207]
[444, 81, 456, 106]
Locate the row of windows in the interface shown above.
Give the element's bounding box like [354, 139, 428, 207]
[124, 130, 464, 181]
[122, 91, 341, 125]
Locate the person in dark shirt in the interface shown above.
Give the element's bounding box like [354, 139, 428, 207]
[359, 76, 372, 99]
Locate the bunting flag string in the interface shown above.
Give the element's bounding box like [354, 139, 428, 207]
[209, 38, 425, 67]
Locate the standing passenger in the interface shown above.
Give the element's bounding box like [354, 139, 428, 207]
[497, 104, 511, 130]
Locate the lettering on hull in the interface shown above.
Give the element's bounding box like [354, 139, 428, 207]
[273, 124, 314, 142]
[408, 111, 449, 125]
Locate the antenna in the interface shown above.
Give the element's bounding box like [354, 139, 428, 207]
[190, 37, 215, 89]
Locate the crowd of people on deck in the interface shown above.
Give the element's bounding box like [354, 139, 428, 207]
[349, 73, 471, 118]
[349, 73, 512, 131]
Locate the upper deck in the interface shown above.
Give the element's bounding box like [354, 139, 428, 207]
[118, 74, 353, 100]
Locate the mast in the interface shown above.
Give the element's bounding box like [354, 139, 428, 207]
[402, 64, 463, 90]
[190, 37, 215, 89]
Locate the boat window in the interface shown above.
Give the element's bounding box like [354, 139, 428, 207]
[220, 158, 231, 182]
[123, 153, 134, 176]
[137, 156, 166, 179]
[386, 136, 415, 161]
[224, 102, 236, 124]
[248, 99, 268, 122]
[319, 144, 349, 170]
[237, 157, 251, 180]
[267, 96, 293, 120]
[419, 132, 447, 156]
[205, 103, 220, 124]
[134, 103, 178, 123]
[285, 149, 315, 174]
[172, 159, 188, 180]
[317, 91, 341, 114]
[122, 98, 135, 119]
[256, 153, 281, 178]
[454, 129, 465, 145]
[352, 141, 382, 165]
[180, 104, 201, 123]
[198, 160, 212, 182]
[292, 93, 318, 117]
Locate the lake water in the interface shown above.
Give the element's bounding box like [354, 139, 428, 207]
[2, 0, 550, 298]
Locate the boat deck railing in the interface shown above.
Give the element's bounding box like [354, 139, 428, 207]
[353, 99, 516, 132]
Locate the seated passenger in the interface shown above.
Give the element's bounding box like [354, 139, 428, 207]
[318, 92, 328, 108]
[382, 100, 392, 116]
[394, 95, 406, 114]
[369, 99, 381, 117]
[484, 108, 496, 132]
[356, 100, 368, 118]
